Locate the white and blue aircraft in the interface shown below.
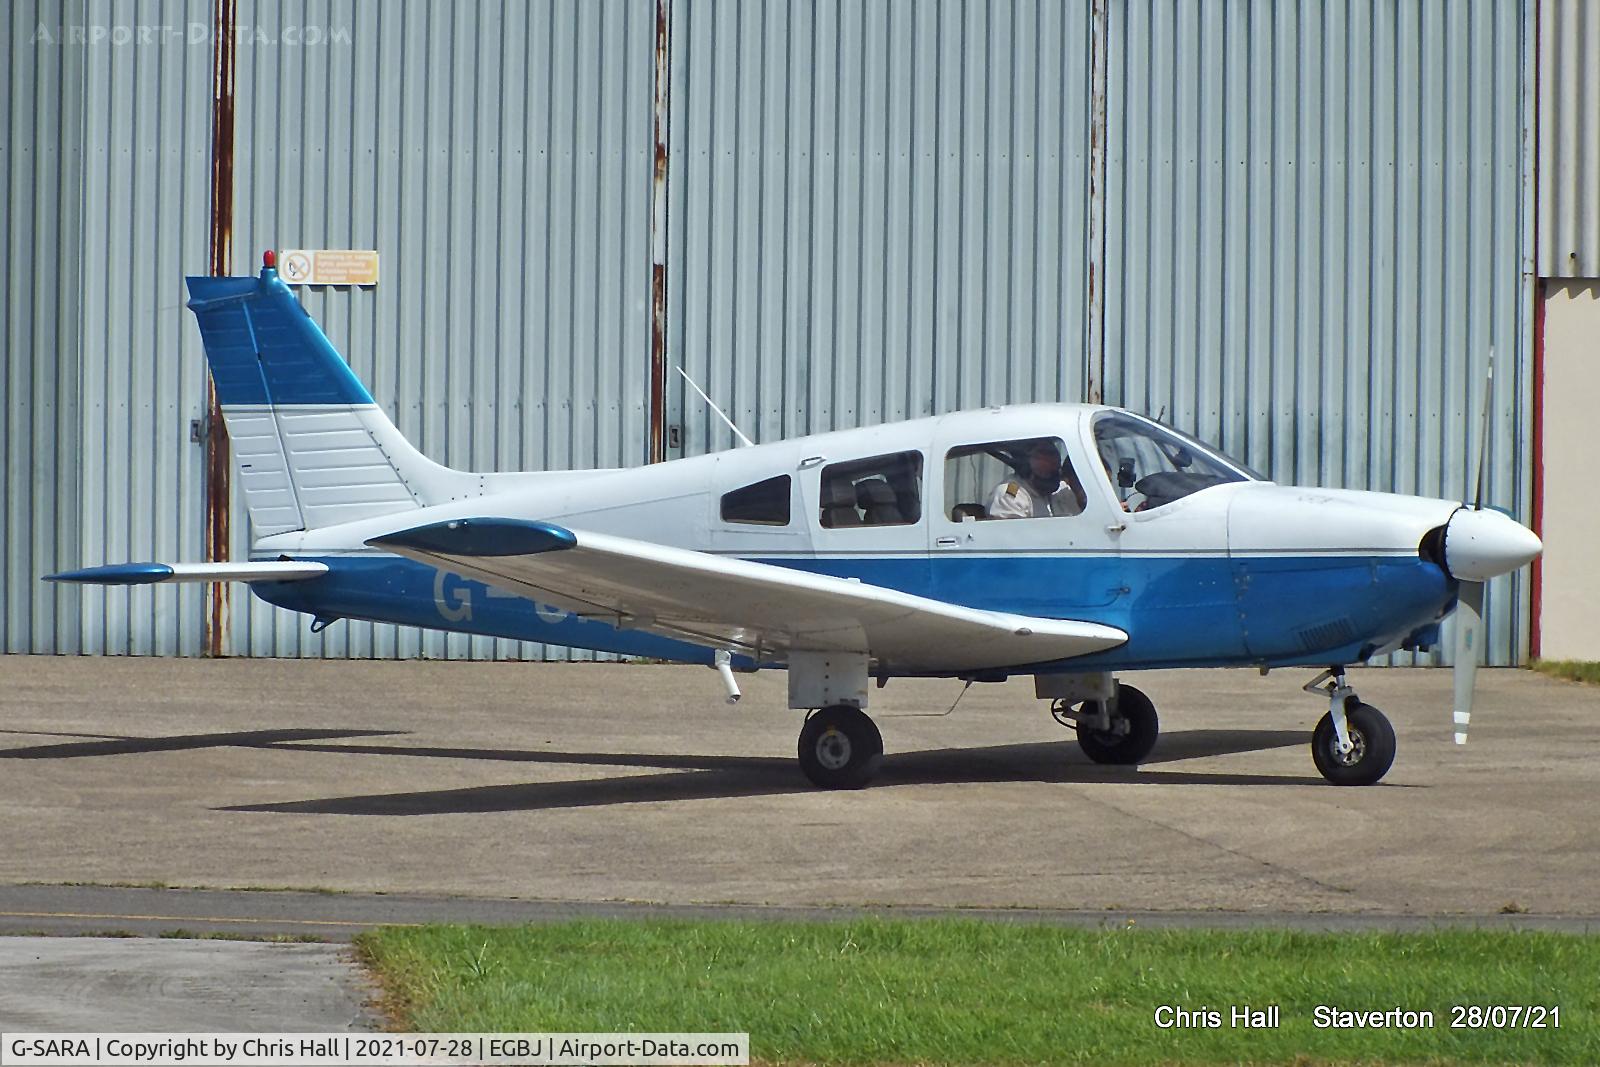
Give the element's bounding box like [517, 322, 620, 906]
[49, 254, 1542, 789]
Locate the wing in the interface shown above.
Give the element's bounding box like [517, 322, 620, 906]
[367, 518, 1127, 672]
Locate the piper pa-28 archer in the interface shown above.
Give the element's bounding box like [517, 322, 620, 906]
[49, 253, 1543, 788]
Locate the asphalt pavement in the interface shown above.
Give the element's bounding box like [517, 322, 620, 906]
[0, 936, 372, 1031]
[1, 884, 1596, 941]
[2, 657, 1597, 919]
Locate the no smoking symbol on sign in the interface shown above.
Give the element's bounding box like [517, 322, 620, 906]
[281, 251, 312, 282]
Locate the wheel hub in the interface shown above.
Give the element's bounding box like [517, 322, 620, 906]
[815, 727, 852, 770]
[1086, 717, 1128, 746]
[1330, 726, 1367, 766]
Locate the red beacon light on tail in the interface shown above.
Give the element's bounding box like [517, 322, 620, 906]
[262, 249, 277, 270]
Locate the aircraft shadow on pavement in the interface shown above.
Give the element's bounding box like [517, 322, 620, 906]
[212, 728, 1344, 816]
[0, 727, 408, 760]
[1, 725, 1388, 814]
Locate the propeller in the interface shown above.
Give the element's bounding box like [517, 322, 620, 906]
[1452, 351, 1493, 745]
[1452, 580, 1483, 744]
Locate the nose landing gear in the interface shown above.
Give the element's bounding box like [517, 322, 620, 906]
[1303, 668, 1396, 786]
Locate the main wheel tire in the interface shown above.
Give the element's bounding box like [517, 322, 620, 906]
[1311, 701, 1396, 786]
[798, 705, 884, 789]
[1076, 684, 1160, 765]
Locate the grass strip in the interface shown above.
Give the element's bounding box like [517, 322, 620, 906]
[1531, 660, 1600, 686]
[356, 919, 1600, 1065]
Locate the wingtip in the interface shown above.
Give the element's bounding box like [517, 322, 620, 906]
[43, 563, 175, 585]
[367, 518, 578, 557]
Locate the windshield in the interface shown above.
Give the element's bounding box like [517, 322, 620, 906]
[1092, 411, 1258, 511]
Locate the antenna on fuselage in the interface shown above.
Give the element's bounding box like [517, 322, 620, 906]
[676, 366, 755, 448]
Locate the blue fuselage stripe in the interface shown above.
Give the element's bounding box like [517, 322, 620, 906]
[248, 551, 1453, 673]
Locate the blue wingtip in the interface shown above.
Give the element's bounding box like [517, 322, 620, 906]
[44, 563, 175, 586]
[366, 518, 578, 557]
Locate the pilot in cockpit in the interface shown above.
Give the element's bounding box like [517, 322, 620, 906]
[987, 439, 1085, 519]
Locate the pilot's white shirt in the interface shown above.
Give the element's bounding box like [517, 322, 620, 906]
[986, 479, 1082, 519]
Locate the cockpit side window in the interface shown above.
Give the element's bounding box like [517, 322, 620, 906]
[944, 438, 1087, 521]
[1091, 412, 1252, 512]
[818, 452, 923, 528]
[721, 475, 792, 526]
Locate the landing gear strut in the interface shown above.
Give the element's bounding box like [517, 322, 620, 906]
[789, 652, 883, 788]
[1303, 668, 1396, 786]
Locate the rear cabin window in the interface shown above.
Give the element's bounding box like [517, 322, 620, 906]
[819, 452, 923, 528]
[721, 475, 792, 525]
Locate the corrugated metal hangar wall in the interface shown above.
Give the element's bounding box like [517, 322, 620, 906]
[4, 0, 1534, 664]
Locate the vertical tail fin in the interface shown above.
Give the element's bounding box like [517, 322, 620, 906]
[186, 261, 462, 536]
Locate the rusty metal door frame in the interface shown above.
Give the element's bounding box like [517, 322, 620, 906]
[647, 0, 672, 463]
[1085, 0, 1110, 406]
[203, 0, 236, 657]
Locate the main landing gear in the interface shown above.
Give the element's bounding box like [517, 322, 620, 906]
[1038, 672, 1161, 765]
[791, 675, 1169, 787]
[1052, 684, 1161, 765]
[788, 651, 885, 789]
[1303, 668, 1396, 786]
[798, 705, 884, 789]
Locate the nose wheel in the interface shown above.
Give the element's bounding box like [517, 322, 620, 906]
[798, 705, 884, 789]
[1304, 669, 1396, 785]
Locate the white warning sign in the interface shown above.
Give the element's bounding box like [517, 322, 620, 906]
[276, 249, 379, 286]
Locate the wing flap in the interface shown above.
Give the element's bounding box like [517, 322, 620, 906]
[368, 518, 1126, 671]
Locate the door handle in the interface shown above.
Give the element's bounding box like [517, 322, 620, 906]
[935, 536, 958, 547]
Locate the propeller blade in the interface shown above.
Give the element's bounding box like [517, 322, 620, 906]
[1452, 580, 1485, 744]
[1472, 350, 1494, 510]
